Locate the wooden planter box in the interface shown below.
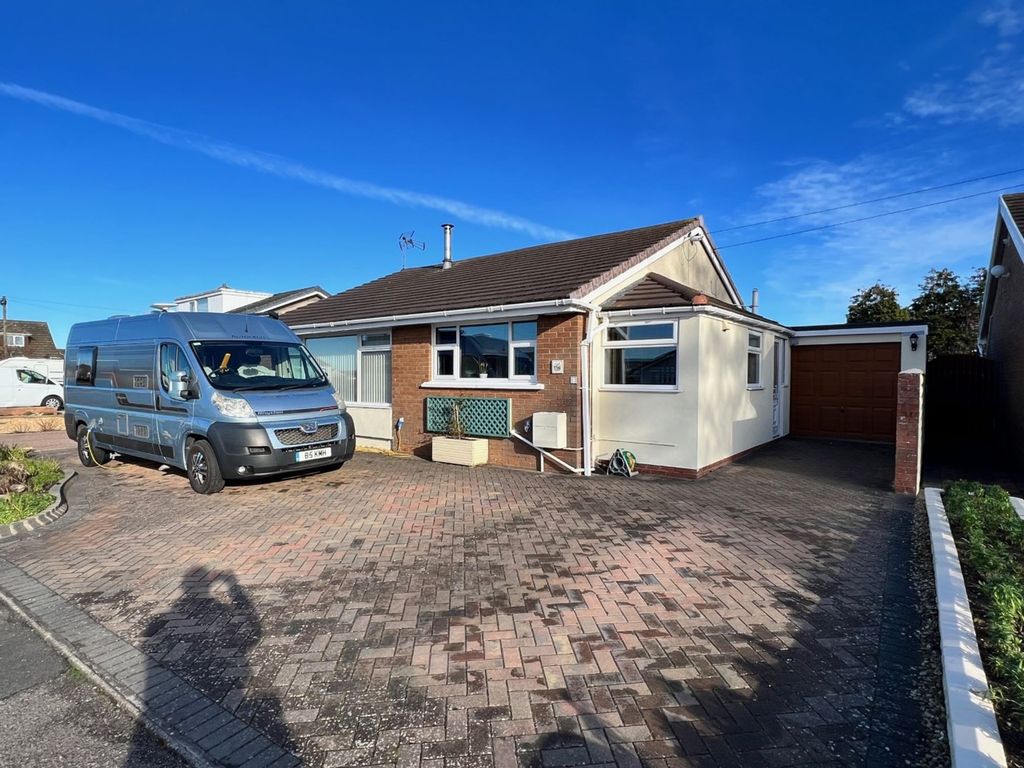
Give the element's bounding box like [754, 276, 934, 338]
[431, 436, 488, 467]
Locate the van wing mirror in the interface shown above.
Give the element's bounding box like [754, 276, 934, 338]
[169, 371, 195, 400]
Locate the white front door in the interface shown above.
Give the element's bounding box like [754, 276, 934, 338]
[772, 339, 783, 437]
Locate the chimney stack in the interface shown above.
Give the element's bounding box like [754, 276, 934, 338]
[751, 288, 760, 315]
[441, 224, 454, 269]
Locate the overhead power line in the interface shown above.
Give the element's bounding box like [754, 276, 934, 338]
[714, 166, 1024, 235]
[716, 183, 1023, 250]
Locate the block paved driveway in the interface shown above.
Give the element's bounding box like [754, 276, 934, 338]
[1, 433, 933, 767]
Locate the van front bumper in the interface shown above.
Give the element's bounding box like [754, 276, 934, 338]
[206, 412, 356, 479]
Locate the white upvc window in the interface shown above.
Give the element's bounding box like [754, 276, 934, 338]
[603, 320, 678, 391]
[5, 334, 26, 348]
[432, 321, 538, 382]
[305, 331, 392, 405]
[747, 331, 763, 389]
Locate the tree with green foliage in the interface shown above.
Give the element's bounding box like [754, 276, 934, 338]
[846, 283, 909, 324]
[906, 268, 986, 358]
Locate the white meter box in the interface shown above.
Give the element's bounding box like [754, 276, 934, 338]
[532, 411, 567, 449]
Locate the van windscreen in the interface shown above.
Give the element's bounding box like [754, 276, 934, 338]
[190, 341, 328, 391]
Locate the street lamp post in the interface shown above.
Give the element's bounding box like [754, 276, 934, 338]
[0, 296, 7, 360]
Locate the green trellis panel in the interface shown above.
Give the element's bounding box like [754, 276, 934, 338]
[425, 396, 512, 438]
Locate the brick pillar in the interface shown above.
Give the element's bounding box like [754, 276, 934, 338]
[895, 369, 924, 495]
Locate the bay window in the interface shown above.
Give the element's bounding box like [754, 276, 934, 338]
[305, 332, 392, 405]
[433, 321, 537, 381]
[604, 322, 677, 389]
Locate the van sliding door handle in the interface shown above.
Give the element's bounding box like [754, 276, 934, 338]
[116, 393, 129, 406]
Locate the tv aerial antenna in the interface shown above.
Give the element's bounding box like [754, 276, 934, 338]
[398, 231, 426, 269]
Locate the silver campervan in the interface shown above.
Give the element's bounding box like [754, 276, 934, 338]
[63, 313, 355, 493]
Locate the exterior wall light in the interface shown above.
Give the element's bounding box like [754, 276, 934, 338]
[910, 333, 919, 352]
[991, 264, 1009, 279]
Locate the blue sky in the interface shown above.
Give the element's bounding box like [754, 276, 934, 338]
[2, 1, 1022, 344]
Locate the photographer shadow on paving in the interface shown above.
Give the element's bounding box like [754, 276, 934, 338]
[124, 565, 297, 767]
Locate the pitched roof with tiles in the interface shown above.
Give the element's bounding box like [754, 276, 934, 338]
[230, 286, 329, 315]
[603, 273, 774, 322]
[283, 219, 707, 325]
[2, 320, 60, 358]
[1004, 192, 1024, 235]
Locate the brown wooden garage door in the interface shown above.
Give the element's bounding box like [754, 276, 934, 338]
[790, 343, 900, 442]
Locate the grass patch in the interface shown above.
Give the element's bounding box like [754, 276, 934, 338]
[0, 444, 63, 525]
[945, 480, 1024, 759]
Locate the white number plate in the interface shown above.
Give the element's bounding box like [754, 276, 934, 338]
[295, 447, 331, 462]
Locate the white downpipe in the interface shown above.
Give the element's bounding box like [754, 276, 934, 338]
[510, 430, 584, 475]
[579, 301, 602, 478]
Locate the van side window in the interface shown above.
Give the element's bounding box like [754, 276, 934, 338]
[76, 347, 97, 385]
[160, 344, 194, 395]
[18, 369, 48, 385]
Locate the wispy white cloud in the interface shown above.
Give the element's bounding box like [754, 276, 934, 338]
[898, 1, 1024, 126]
[980, 0, 1024, 36]
[0, 82, 575, 241]
[732, 155, 998, 323]
[902, 56, 1024, 126]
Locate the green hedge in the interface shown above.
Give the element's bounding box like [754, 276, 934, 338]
[945, 481, 1024, 729]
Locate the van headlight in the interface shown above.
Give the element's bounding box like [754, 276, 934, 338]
[211, 391, 255, 418]
[332, 392, 346, 410]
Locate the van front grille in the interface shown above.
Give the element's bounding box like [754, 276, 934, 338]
[275, 423, 338, 446]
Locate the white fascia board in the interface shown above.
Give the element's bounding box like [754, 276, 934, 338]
[578, 226, 745, 309]
[979, 200, 1024, 350]
[603, 305, 793, 335]
[289, 298, 591, 335]
[791, 325, 928, 338]
[1000, 197, 1024, 260]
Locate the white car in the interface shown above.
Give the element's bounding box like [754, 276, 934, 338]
[0, 362, 64, 409]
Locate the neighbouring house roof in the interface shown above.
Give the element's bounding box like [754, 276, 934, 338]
[174, 284, 269, 303]
[602, 272, 763, 316]
[284, 219, 739, 327]
[978, 193, 1024, 353]
[230, 286, 330, 315]
[2, 320, 61, 358]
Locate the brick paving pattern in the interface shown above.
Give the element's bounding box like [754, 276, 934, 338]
[0, 434, 933, 767]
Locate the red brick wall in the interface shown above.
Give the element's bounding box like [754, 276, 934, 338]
[894, 370, 923, 495]
[391, 314, 585, 471]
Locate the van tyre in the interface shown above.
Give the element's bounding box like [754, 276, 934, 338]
[77, 425, 110, 468]
[187, 439, 225, 494]
[42, 395, 63, 410]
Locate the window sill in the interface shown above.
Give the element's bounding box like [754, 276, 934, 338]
[747, 385, 765, 391]
[600, 385, 679, 393]
[421, 380, 545, 391]
[345, 402, 392, 409]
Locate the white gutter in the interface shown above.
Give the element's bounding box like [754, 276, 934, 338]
[792, 325, 928, 339]
[289, 298, 591, 333]
[603, 304, 794, 336]
[510, 430, 584, 475]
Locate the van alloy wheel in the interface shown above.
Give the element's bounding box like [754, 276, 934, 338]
[190, 450, 208, 486]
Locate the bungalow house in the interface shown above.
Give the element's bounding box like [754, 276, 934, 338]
[978, 192, 1024, 469]
[2, 319, 62, 360]
[150, 284, 329, 315]
[283, 219, 926, 478]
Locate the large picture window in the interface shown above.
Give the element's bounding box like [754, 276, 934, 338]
[305, 332, 392, 405]
[604, 322, 677, 389]
[433, 321, 537, 381]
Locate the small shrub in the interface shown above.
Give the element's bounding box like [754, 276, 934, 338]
[945, 481, 1024, 732]
[8, 419, 39, 434]
[0, 444, 63, 524]
[36, 417, 63, 432]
